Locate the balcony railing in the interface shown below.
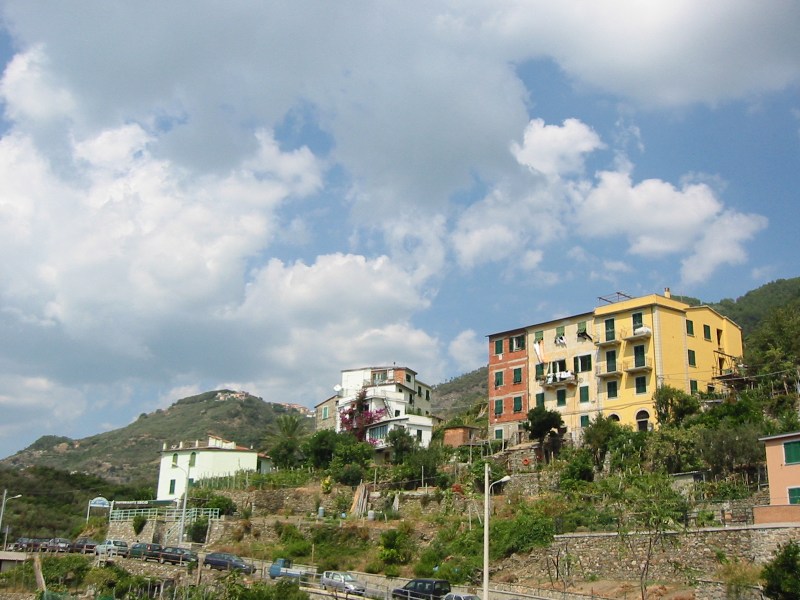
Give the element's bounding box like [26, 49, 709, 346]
[623, 357, 652, 372]
[596, 362, 622, 378]
[540, 371, 577, 388]
[595, 332, 621, 346]
[623, 326, 652, 341]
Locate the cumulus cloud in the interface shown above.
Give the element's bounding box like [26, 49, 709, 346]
[512, 118, 604, 177]
[448, 329, 486, 374]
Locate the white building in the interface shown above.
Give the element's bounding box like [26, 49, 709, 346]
[333, 366, 438, 461]
[156, 435, 271, 502]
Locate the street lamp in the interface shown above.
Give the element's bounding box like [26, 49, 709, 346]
[483, 464, 511, 600]
[171, 463, 191, 547]
[1, 489, 23, 550]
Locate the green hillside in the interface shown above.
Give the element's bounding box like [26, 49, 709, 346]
[0, 390, 301, 486]
[711, 277, 800, 335]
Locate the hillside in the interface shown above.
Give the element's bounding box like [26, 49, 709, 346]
[711, 276, 800, 335]
[432, 365, 488, 419]
[0, 390, 301, 486]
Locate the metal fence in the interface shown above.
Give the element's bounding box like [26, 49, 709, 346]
[109, 507, 220, 522]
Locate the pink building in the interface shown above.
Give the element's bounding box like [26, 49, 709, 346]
[753, 431, 800, 524]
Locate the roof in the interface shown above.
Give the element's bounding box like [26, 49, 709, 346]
[759, 431, 800, 443]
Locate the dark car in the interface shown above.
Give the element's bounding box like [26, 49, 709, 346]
[129, 542, 163, 561]
[71, 538, 99, 554]
[159, 546, 198, 565]
[29, 538, 50, 552]
[202, 552, 255, 574]
[46, 538, 72, 552]
[391, 579, 452, 600]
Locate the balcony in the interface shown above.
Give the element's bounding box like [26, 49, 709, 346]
[623, 326, 652, 342]
[595, 332, 621, 347]
[540, 371, 577, 388]
[596, 362, 622, 378]
[623, 357, 652, 373]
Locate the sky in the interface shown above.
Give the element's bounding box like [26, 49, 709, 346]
[0, 2, 798, 460]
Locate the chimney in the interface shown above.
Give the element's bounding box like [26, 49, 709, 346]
[664, 287, 671, 298]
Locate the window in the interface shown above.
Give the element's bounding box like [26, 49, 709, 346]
[494, 399, 503, 415]
[634, 344, 646, 368]
[574, 354, 592, 372]
[169, 479, 176, 495]
[606, 349, 617, 372]
[172, 453, 178, 466]
[632, 312, 643, 330]
[322, 406, 329, 420]
[426, 390, 430, 400]
[688, 349, 696, 367]
[494, 371, 504, 387]
[417, 386, 422, 396]
[510, 334, 525, 351]
[636, 410, 650, 432]
[494, 339, 503, 355]
[556, 325, 565, 336]
[535, 363, 545, 379]
[494, 429, 503, 440]
[417, 430, 423, 442]
[789, 488, 800, 505]
[513, 367, 523, 384]
[550, 359, 567, 373]
[784, 441, 800, 464]
[556, 389, 566, 406]
[513, 396, 523, 412]
[369, 424, 389, 441]
[395, 409, 401, 417]
[535, 392, 545, 407]
[607, 380, 618, 399]
[635, 376, 647, 394]
[579, 386, 589, 403]
[189, 452, 196, 467]
[405, 373, 411, 382]
[577, 321, 587, 333]
[534, 330, 543, 342]
[703, 324, 711, 340]
[580, 415, 590, 427]
[690, 380, 698, 394]
[604, 318, 615, 341]
[686, 320, 694, 336]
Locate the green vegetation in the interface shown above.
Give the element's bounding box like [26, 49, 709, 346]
[762, 541, 800, 599]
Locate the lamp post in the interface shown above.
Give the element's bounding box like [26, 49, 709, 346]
[483, 464, 511, 600]
[1, 489, 23, 550]
[171, 464, 191, 547]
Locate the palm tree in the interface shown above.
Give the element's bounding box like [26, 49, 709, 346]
[266, 413, 308, 469]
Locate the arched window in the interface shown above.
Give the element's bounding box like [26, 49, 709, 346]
[636, 410, 650, 432]
[189, 452, 197, 467]
[608, 414, 620, 422]
[171, 453, 178, 465]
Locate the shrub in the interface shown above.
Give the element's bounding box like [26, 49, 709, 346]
[132, 515, 147, 536]
[762, 541, 800, 599]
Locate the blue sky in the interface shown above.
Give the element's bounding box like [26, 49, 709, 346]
[0, 2, 798, 459]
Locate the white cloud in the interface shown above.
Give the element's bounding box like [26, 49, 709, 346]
[448, 329, 486, 374]
[512, 118, 604, 177]
[0, 45, 74, 122]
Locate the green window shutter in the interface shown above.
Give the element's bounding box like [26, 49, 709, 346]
[579, 386, 589, 403]
[690, 380, 698, 394]
[494, 429, 503, 440]
[605, 318, 615, 341]
[577, 321, 587, 333]
[607, 380, 618, 399]
[686, 320, 694, 335]
[632, 312, 643, 329]
[494, 371, 503, 386]
[494, 399, 503, 415]
[513, 368, 522, 384]
[688, 350, 696, 367]
[784, 441, 800, 464]
[635, 376, 647, 394]
[169, 479, 176, 494]
[703, 324, 711, 340]
[573, 356, 579, 373]
[556, 325, 565, 336]
[494, 339, 503, 355]
[557, 389, 566, 406]
[535, 363, 544, 379]
[535, 330, 543, 342]
[536, 392, 544, 407]
[513, 396, 522, 412]
[580, 415, 590, 427]
[789, 488, 800, 505]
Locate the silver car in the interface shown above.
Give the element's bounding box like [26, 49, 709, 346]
[95, 539, 129, 557]
[320, 571, 366, 596]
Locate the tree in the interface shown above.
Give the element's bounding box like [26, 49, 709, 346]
[267, 413, 308, 469]
[582, 414, 623, 468]
[653, 385, 700, 427]
[329, 436, 374, 486]
[387, 428, 417, 464]
[522, 406, 564, 461]
[746, 299, 800, 387]
[339, 386, 386, 442]
[763, 541, 800, 599]
[303, 429, 341, 469]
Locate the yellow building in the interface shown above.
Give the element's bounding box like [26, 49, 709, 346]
[488, 289, 744, 444]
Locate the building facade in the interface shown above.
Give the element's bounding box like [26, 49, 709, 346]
[156, 435, 271, 502]
[323, 366, 437, 461]
[488, 290, 744, 445]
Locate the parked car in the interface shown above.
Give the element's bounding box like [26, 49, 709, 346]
[29, 539, 50, 552]
[443, 595, 481, 600]
[12, 538, 31, 551]
[320, 571, 366, 595]
[202, 552, 255, 574]
[46, 538, 72, 553]
[391, 579, 452, 600]
[71, 538, 98, 554]
[95, 539, 129, 558]
[129, 542, 163, 561]
[159, 546, 198, 565]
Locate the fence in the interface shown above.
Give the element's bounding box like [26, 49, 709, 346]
[109, 507, 220, 522]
